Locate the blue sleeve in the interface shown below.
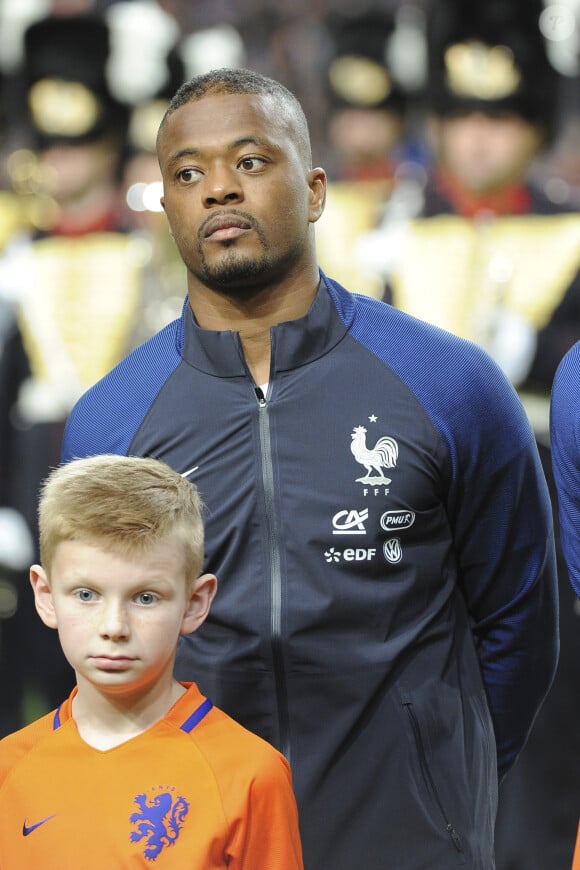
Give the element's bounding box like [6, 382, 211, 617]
[441, 360, 558, 778]
[61, 319, 182, 462]
[350, 291, 559, 777]
[551, 340, 580, 599]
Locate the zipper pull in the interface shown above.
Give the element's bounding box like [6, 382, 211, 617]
[446, 823, 464, 853]
[255, 386, 267, 407]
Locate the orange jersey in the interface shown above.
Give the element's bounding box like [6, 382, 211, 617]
[0, 682, 303, 869]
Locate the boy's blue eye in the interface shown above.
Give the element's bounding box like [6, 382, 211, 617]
[137, 592, 157, 605]
[76, 588, 94, 602]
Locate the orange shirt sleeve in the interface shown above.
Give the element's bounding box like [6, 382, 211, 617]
[225, 750, 303, 869]
[572, 819, 580, 870]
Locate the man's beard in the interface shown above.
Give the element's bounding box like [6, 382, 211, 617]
[185, 234, 304, 298]
[194, 245, 275, 296]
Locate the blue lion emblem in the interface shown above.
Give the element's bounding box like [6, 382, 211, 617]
[130, 790, 190, 860]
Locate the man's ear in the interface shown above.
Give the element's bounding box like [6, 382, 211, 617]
[30, 565, 58, 630]
[180, 573, 218, 635]
[308, 166, 327, 224]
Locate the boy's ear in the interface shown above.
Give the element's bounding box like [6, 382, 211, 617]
[180, 573, 218, 635]
[30, 565, 58, 630]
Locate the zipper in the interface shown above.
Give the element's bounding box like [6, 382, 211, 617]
[404, 702, 464, 855]
[255, 385, 291, 761]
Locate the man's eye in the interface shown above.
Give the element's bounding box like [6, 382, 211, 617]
[177, 168, 199, 183]
[239, 157, 264, 171]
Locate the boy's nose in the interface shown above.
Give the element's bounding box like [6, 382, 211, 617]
[99, 602, 129, 640]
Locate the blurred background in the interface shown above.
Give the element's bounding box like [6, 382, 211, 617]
[0, 1, 579, 868]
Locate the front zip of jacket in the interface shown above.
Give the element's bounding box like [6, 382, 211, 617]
[255, 382, 291, 762]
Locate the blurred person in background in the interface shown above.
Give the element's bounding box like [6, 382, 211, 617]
[0, 10, 143, 732]
[364, 1, 580, 867]
[316, 6, 429, 300]
[0, 62, 36, 738]
[378, 0, 580, 397]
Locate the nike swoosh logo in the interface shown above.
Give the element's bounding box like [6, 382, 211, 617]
[181, 466, 199, 478]
[23, 814, 56, 836]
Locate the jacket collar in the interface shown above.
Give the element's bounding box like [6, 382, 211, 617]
[180, 272, 352, 378]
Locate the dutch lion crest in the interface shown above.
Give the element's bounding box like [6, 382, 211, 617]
[130, 789, 189, 860]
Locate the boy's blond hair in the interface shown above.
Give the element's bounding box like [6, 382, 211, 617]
[38, 455, 204, 582]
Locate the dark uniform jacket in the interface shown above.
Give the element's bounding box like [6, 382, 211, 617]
[62, 275, 558, 870]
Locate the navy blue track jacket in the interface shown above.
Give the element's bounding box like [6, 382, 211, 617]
[62, 274, 558, 870]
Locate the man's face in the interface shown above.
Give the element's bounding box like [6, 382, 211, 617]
[435, 111, 543, 193]
[157, 92, 325, 296]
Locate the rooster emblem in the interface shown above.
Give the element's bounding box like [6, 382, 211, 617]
[350, 425, 399, 484]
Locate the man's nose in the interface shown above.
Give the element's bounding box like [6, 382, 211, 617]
[203, 162, 243, 206]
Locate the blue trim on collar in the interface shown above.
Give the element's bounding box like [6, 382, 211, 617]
[180, 697, 213, 733]
[53, 705, 62, 730]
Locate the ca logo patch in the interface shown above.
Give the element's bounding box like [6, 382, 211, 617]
[332, 508, 369, 534]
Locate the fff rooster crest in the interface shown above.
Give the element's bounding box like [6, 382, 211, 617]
[350, 425, 399, 485]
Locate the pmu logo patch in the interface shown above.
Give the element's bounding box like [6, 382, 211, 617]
[130, 788, 189, 860]
[380, 510, 415, 532]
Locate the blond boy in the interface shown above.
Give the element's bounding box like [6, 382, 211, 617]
[0, 455, 303, 869]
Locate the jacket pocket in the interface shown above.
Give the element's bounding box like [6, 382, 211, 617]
[403, 700, 467, 864]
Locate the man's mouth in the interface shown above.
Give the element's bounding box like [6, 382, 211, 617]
[202, 213, 253, 242]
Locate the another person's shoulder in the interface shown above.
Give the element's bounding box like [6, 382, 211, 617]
[553, 340, 580, 392]
[551, 341, 580, 439]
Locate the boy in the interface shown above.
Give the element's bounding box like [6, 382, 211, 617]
[0, 455, 303, 869]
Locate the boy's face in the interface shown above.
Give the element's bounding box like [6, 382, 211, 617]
[30, 536, 216, 699]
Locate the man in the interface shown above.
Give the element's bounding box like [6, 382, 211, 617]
[62, 68, 558, 870]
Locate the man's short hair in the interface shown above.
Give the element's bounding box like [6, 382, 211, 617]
[158, 67, 312, 167]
